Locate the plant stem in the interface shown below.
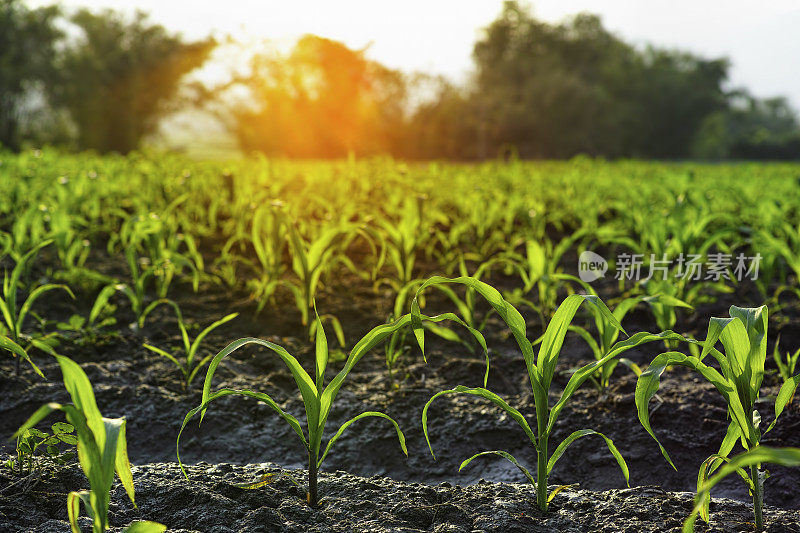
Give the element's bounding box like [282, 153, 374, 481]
[751, 464, 763, 531]
[307, 448, 318, 508]
[387, 363, 395, 390]
[536, 433, 548, 511]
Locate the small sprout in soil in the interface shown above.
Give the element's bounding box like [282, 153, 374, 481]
[142, 302, 237, 391]
[416, 276, 679, 512]
[56, 283, 119, 345]
[0, 240, 74, 376]
[5, 422, 76, 476]
[13, 355, 165, 533]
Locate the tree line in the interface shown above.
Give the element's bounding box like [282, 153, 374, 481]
[2, 0, 798, 160]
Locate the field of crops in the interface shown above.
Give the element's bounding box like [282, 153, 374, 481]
[1, 149, 800, 532]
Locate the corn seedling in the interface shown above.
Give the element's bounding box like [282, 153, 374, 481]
[245, 203, 286, 312]
[14, 355, 165, 533]
[56, 284, 119, 345]
[417, 276, 679, 511]
[178, 308, 484, 507]
[217, 202, 285, 309]
[113, 200, 203, 299]
[683, 446, 800, 532]
[375, 196, 424, 290]
[635, 305, 800, 531]
[755, 222, 800, 299]
[569, 294, 689, 396]
[143, 306, 238, 391]
[284, 218, 351, 327]
[383, 278, 479, 388]
[1, 243, 74, 376]
[503, 235, 585, 320]
[47, 205, 93, 284]
[118, 244, 155, 327]
[773, 337, 799, 386]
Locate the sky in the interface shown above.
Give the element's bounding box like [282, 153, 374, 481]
[28, 0, 800, 108]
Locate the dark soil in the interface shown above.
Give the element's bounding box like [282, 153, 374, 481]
[1, 260, 799, 532]
[2, 462, 799, 533]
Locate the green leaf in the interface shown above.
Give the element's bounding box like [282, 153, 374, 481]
[113, 419, 136, 506]
[635, 351, 749, 469]
[318, 411, 407, 467]
[538, 294, 624, 393]
[459, 450, 536, 486]
[0, 335, 43, 377]
[178, 388, 307, 479]
[768, 372, 800, 433]
[17, 284, 75, 335]
[199, 338, 317, 431]
[143, 343, 182, 369]
[314, 307, 327, 392]
[67, 490, 93, 533]
[188, 312, 238, 361]
[684, 446, 800, 532]
[421, 386, 535, 460]
[52, 420, 74, 433]
[547, 429, 629, 487]
[123, 522, 167, 533]
[88, 284, 119, 327]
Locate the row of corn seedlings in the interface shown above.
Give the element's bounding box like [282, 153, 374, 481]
[11, 276, 797, 531]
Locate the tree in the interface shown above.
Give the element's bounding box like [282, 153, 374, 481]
[51, 9, 215, 153]
[223, 35, 408, 158]
[0, 0, 62, 151]
[694, 92, 800, 160]
[466, 1, 729, 159]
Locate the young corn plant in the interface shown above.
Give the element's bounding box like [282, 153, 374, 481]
[754, 221, 800, 300]
[284, 219, 351, 328]
[119, 244, 155, 328]
[635, 305, 800, 531]
[382, 278, 483, 389]
[178, 309, 483, 507]
[772, 329, 798, 408]
[416, 276, 678, 511]
[143, 307, 238, 392]
[56, 284, 119, 346]
[113, 204, 202, 299]
[246, 203, 286, 312]
[375, 196, 424, 290]
[684, 446, 800, 532]
[503, 234, 585, 321]
[773, 338, 799, 388]
[217, 202, 285, 309]
[1, 243, 74, 376]
[14, 355, 165, 533]
[47, 207, 93, 285]
[569, 294, 689, 396]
